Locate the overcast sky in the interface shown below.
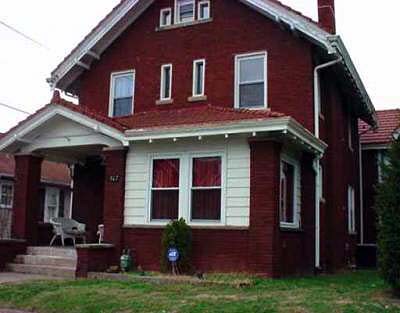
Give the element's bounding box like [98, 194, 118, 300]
[0, 0, 399, 132]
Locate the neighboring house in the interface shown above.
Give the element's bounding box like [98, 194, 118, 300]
[0, 152, 71, 240]
[0, 0, 378, 277]
[358, 109, 400, 267]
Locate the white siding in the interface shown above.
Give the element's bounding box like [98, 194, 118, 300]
[124, 137, 250, 227]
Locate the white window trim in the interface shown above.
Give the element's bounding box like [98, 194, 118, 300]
[159, 7, 172, 27]
[192, 59, 206, 97]
[108, 70, 135, 118]
[174, 0, 195, 24]
[234, 51, 268, 110]
[146, 151, 226, 226]
[279, 154, 301, 229]
[188, 152, 226, 225]
[160, 64, 173, 101]
[198, 0, 210, 20]
[348, 185, 356, 234]
[44, 187, 60, 223]
[0, 181, 13, 209]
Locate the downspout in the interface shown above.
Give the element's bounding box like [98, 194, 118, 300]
[313, 55, 342, 269]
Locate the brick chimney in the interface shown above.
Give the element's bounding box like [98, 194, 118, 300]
[318, 0, 336, 34]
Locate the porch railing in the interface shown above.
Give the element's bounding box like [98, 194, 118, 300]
[0, 207, 12, 239]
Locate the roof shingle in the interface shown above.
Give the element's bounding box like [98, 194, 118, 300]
[359, 109, 400, 145]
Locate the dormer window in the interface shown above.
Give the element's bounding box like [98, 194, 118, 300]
[175, 0, 195, 24]
[109, 71, 135, 117]
[198, 0, 210, 20]
[160, 8, 172, 27]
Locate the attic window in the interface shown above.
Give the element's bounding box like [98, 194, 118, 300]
[198, 1, 210, 20]
[160, 8, 172, 27]
[176, 0, 195, 24]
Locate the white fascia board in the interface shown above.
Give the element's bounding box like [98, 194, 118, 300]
[125, 117, 327, 154]
[49, 0, 154, 88]
[329, 36, 378, 126]
[241, 0, 336, 54]
[0, 105, 127, 152]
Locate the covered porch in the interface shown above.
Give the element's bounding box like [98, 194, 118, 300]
[0, 102, 128, 259]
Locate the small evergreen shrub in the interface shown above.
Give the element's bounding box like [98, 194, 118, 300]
[375, 136, 400, 295]
[160, 218, 192, 274]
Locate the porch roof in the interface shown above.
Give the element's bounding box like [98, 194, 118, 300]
[0, 95, 327, 156]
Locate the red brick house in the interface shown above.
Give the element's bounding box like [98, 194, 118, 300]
[0, 151, 71, 241]
[358, 109, 400, 267]
[0, 0, 378, 277]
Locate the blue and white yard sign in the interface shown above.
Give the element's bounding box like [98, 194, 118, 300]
[167, 247, 180, 262]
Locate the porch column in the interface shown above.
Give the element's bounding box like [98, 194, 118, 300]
[102, 147, 127, 259]
[248, 140, 281, 277]
[12, 154, 43, 244]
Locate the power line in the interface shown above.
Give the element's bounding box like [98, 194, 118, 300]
[0, 102, 30, 115]
[0, 19, 50, 51]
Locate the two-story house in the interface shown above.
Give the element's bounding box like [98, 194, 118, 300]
[0, 0, 377, 277]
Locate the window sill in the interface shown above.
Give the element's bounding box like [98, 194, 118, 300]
[156, 99, 174, 105]
[123, 224, 249, 231]
[188, 95, 207, 102]
[156, 18, 213, 32]
[280, 227, 304, 233]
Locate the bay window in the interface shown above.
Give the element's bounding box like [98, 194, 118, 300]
[191, 156, 222, 221]
[235, 52, 267, 109]
[151, 159, 180, 220]
[175, 0, 195, 24]
[279, 157, 300, 228]
[109, 71, 135, 117]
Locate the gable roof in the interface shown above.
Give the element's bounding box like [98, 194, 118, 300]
[359, 109, 400, 146]
[48, 0, 376, 126]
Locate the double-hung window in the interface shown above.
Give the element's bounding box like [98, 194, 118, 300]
[151, 159, 180, 221]
[160, 8, 172, 27]
[198, 0, 210, 20]
[191, 156, 222, 221]
[160, 64, 173, 101]
[44, 187, 60, 223]
[235, 52, 267, 109]
[348, 185, 356, 234]
[175, 0, 195, 24]
[192, 59, 205, 97]
[0, 183, 13, 208]
[279, 157, 300, 228]
[109, 71, 135, 117]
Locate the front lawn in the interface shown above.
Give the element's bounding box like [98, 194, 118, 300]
[0, 271, 399, 313]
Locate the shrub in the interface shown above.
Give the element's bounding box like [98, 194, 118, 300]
[160, 218, 192, 274]
[375, 136, 400, 295]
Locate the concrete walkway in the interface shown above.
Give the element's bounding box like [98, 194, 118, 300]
[0, 272, 62, 284]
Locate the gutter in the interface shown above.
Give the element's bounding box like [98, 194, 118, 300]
[313, 55, 342, 270]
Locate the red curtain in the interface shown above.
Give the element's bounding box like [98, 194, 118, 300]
[151, 159, 179, 220]
[153, 159, 179, 188]
[192, 157, 221, 187]
[191, 157, 222, 220]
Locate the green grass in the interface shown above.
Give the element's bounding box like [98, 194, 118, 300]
[0, 271, 399, 313]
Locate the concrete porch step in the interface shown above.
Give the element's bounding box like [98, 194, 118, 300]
[5, 263, 76, 278]
[26, 246, 77, 258]
[15, 254, 77, 268]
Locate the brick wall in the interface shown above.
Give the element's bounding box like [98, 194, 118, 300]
[0, 239, 26, 270]
[79, 0, 314, 131]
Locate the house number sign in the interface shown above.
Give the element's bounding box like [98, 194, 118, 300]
[109, 175, 120, 183]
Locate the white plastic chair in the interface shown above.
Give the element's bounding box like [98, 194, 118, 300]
[49, 217, 86, 246]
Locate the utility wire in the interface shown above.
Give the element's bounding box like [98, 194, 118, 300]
[0, 102, 31, 115]
[0, 19, 50, 51]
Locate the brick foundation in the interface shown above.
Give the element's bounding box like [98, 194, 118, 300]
[0, 239, 26, 270]
[75, 244, 115, 278]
